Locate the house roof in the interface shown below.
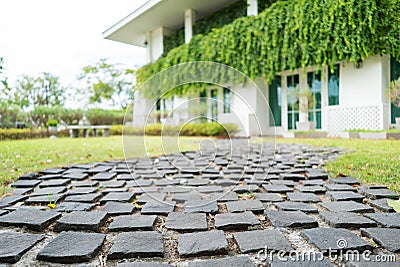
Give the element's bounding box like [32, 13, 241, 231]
[103, 0, 239, 47]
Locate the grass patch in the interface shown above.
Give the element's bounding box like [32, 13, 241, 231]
[0, 136, 201, 192]
[273, 138, 400, 192]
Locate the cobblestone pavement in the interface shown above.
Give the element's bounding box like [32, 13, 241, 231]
[0, 140, 399, 266]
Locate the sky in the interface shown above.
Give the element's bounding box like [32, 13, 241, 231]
[0, 0, 148, 90]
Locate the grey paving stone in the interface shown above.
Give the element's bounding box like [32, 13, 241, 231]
[136, 193, 167, 204]
[197, 185, 223, 193]
[233, 229, 292, 253]
[10, 179, 41, 188]
[301, 179, 325, 186]
[18, 172, 39, 179]
[165, 212, 208, 231]
[327, 191, 364, 202]
[275, 202, 318, 213]
[280, 173, 305, 181]
[91, 172, 117, 181]
[66, 187, 97, 196]
[215, 211, 260, 230]
[102, 201, 135, 215]
[232, 185, 259, 193]
[305, 171, 329, 180]
[108, 231, 164, 259]
[324, 183, 357, 191]
[117, 261, 173, 267]
[265, 210, 318, 228]
[10, 188, 33, 195]
[0, 232, 44, 263]
[214, 179, 237, 186]
[329, 177, 360, 185]
[126, 179, 153, 187]
[108, 215, 157, 232]
[37, 174, 62, 180]
[262, 184, 293, 193]
[116, 174, 139, 180]
[225, 200, 264, 213]
[171, 191, 202, 202]
[36, 231, 105, 263]
[24, 194, 65, 205]
[64, 192, 103, 203]
[359, 188, 399, 199]
[141, 201, 175, 215]
[62, 172, 89, 180]
[364, 213, 400, 228]
[367, 199, 395, 212]
[30, 186, 67, 196]
[178, 230, 228, 257]
[39, 179, 71, 188]
[54, 202, 95, 212]
[154, 179, 180, 186]
[287, 192, 321, 202]
[301, 228, 373, 252]
[85, 166, 112, 173]
[70, 180, 98, 187]
[269, 256, 334, 267]
[361, 228, 400, 252]
[40, 168, 66, 175]
[0, 195, 27, 207]
[0, 210, 8, 216]
[320, 212, 377, 229]
[186, 179, 210, 186]
[270, 180, 296, 187]
[54, 211, 108, 232]
[184, 200, 218, 213]
[0, 209, 61, 231]
[295, 185, 326, 193]
[100, 180, 126, 188]
[187, 256, 255, 267]
[255, 193, 283, 202]
[209, 192, 238, 202]
[319, 201, 374, 213]
[100, 192, 136, 204]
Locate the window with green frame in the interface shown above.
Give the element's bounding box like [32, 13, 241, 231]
[390, 57, 400, 123]
[287, 74, 300, 130]
[307, 71, 322, 129]
[223, 87, 231, 113]
[268, 76, 282, 126]
[328, 64, 340, 106]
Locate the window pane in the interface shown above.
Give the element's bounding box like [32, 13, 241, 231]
[287, 74, 299, 130]
[390, 57, 400, 123]
[328, 65, 340, 105]
[223, 87, 231, 113]
[307, 71, 322, 129]
[269, 76, 282, 126]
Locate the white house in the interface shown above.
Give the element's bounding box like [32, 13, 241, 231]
[103, 0, 400, 137]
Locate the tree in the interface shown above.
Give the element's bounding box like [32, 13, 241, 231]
[77, 58, 135, 109]
[12, 72, 66, 109]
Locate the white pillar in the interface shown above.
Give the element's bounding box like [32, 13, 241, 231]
[150, 27, 164, 62]
[145, 32, 152, 63]
[185, 9, 196, 44]
[247, 0, 258, 16]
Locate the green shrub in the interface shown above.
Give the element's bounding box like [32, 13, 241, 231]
[46, 119, 58, 127]
[0, 128, 48, 140]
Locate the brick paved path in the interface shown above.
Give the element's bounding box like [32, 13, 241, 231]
[0, 140, 399, 266]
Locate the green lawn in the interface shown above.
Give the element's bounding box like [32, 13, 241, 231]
[0, 136, 202, 194]
[273, 138, 400, 192]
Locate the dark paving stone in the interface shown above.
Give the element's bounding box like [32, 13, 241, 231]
[255, 193, 283, 202]
[100, 180, 126, 188]
[363, 213, 400, 228]
[262, 184, 293, 193]
[117, 261, 173, 267]
[37, 174, 62, 180]
[141, 201, 175, 215]
[40, 168, 66, 175]
[127, 179, 153, 187]
[269, 256, 334, 267]
[171, 191, 202, 202]
[108, 231, 164, 259]
[178, 230, 228, 257]
[367, 199, 394, 212]
[295, 185, 326, 193]
[10, 188, 33, 195]
[54, 211, 108, 232]
[232, 185, 259, 193]
[280, 173, 304, 181]
[85, 166, 112, 173]
[102, 201, 135, 215]
[214, 179, 237, 186]
[0, 195, 28, 207]
[70, 180, 98, 187]
[215, 211, 260, 230]
[287, 192, 321, 202]
[62, 172, 89, 181]
[18, 172, 39, 179]
[329, 177, 360, 185]
[100, 192, 136, 204]
[10, 179, 41, 188]
[0, 209, 61, 231]
[327, 191, 364, 202]
[36, 231, 105, 263]
[54, 202, 95, 212]
[319, 201, 374, 213]
[233, 229, 292, 253]
[320, 212, 377, 229]
[265, 210, 318, 228]
[324, 183, 357, 191]
[108, 215, 157, 232]
[225, 200, 264, 213]
[0, 232, 44, 263]
[197, 185, 223, 193]
[269, 180, 296, 186]
[361, 228, 400, 252]
[136, 193, 167, 204]
[66, 187, 97, 196]
[187, 256, 255, 267]
[25, 194, 65, 205]
[305, 171, 329, 180]
[30, 186, 67, 196]
[301, 228, 373, 252]
[91, 172, 117, 181]
[209, 192, 238, 202]
[165, 212, 207, 231]
[65, 192, 103, 203]
[184, 200, 218, 214]
[0, 210, 8, 216]
[301, 179, 325, 186]
[116, 174, 139, 180]
[359, 188, 398, 199]
[39, 179, 71, 188]
[275, 202, 318, 213]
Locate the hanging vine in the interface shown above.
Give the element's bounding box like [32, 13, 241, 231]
[138, 0, 400, 99]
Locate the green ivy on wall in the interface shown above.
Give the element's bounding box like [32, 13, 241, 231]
[138, 0, 400, 99]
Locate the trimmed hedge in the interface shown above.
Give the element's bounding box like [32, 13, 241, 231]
[0, 128, 48, 140]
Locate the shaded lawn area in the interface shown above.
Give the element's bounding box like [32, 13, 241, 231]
[274, 138, 400, 192]
[0, 136, 201, 193]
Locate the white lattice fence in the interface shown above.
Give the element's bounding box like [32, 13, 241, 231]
[327, 105, 382, 136]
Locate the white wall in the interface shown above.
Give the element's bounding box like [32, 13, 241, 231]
[132, 91, 153, 126]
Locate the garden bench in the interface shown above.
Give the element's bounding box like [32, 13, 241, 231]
[68, 125, 111, 138]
